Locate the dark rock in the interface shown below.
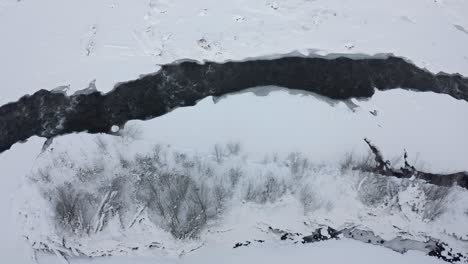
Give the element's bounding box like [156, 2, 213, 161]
[233, 241, 251, 248]
[428, 242, 468, 263]
[302, 227, 340, 243]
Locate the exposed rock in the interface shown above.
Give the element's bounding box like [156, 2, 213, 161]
[302, 227, 341, 243]
[233, 241, 251, 248]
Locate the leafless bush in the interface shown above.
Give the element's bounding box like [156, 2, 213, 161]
[76, 161, 105, 183]
[173, 151, 196, 172]
[51, 151, 74, 169]
[244, 172, 287, 204]
[133, 146, 165, 174]
[298, 184, 317, 212]
[213, 181, 232, 213]
[421, 184, 451, 221]
[54, 183, 95, 234]
[226, 142, 241, 156]
[136, 169, 216, 239]
[340, 152, 356, 172]
[357, 173, 399, 207]
[36, 167, 52, 183]
[227, 167, 243, 187]
[94, 136, 108, 153]
[47, 143, 451, 243]
[212, 144, 224, 164]
[119, 123, 142, 142]
[341, 151, 376, 172]
[192, 157, 215, 178]
[117, 152, 131, 169]
[285, 152, 310, 179]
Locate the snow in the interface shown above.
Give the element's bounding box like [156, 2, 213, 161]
[1, 0, 468, 105]
[2, 87, 468, 263]
[130, 87, 468, 173]
[1, 0, 468, 263]
[183, 240, 444, 264]
[0, 136, 45, 264]
[6, 88, 468, 263]
[35, 239, 444, 264]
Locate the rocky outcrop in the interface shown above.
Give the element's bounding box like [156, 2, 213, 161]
[1, 55, 468, 153]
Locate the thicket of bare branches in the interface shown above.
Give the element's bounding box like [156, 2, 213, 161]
[33, 140, 456, 240]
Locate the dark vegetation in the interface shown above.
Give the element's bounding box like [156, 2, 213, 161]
[361, 138, 468, 190]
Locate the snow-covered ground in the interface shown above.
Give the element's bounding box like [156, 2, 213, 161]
[1, 0, 468, 105]
[130, 88, 468, 173]
[1, 0, 468, 263]
[36, 239, 445, 264]
[3, 88, 468, 263]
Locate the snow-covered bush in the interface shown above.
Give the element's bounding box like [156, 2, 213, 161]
[421, 184, 451, 221]
[54, 183, 95, 234]
[134, 167, 217, 239]
[226, 142, 241, 156]
[340, 151, 375, 172]
[285, 152, 311, 179]
[244, 172, 288, 204]
[118, 123, 143, 143]
[357, 172, 400, 208]
[22, 136, 463, 257]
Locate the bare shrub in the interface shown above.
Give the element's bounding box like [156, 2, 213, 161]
[227, 167, 243, 187]
[173, 151, 196, 172]
[54, 183, 95, 234]
[263, 173, 287, 202]
[76, 161, 105, 183]
[94, 136, 108, 153]
[119, 123, 142, 142]
[342, 151, 376, 172]
[213, 181, 232, 212]
[117, 152, 131, 169]
[51, 151, 74, 169]
[134, 151, 161, 175]
[244, 180, 257, 203]
[36, 167, 52, 183]
[272, 153, 280, 164]
[244, 172, 287, 204]
[173, 152, 187, 164]
[212, 144, 224, 164]
[340, 152, 356, 172]
[285, 152, 311, 180]
[421, 184, 451, 221]
[299, 184, 317, 212]
[226, 142, 241, 156]
[137, 170, 216, 239]
[92, 190, 121, 233]
[357, 173, 399, 207]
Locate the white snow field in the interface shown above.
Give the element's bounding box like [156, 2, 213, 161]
[1, 0, 468, 105]
[4, 88, 468, 264]
[1, 0, 468, 263]
[37, 240, 445, 264]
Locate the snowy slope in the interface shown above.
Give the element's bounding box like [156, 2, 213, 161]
[130, 88, 468, 173]
[36, 240, 446, 264]
[8, 88, 468, 264]
[1, 0, 468, 105]
[1, 0, 468, 263]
